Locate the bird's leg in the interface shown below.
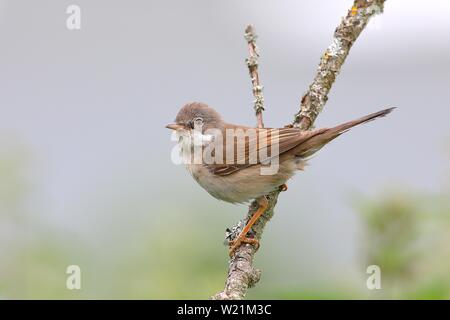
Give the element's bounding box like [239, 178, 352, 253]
[228, 196, 269, 257]
[279, 184, 288, 192]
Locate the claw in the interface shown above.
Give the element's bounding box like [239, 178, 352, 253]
[229, 236, 260, 257]
[228, 196, 268, 257]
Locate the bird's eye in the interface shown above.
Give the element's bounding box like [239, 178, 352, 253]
[193, 117, 203, 128]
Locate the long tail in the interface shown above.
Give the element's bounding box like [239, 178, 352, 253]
[296, 107, 395, 158]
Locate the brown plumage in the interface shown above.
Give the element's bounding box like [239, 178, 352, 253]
[166, 102, 394, 204]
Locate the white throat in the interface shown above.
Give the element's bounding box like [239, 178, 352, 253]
[176, 130, 214, 151]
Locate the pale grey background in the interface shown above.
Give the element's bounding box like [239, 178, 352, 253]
[1, 0, 449, 297]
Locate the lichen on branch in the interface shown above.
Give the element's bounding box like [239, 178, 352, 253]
[212, 0, 387, 300]
[245, 25, 265, 129]
[294, 0, 386, 130]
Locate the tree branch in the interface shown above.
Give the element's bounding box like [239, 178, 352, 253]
[245, 25, 265, 129]
[294, 0, 386, 130]
[212, 0, 386, 300]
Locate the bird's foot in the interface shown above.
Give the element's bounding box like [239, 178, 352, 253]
[228, 236, 260, 257]
[279, 184, 288, 192]
[227, 196, 268, 257]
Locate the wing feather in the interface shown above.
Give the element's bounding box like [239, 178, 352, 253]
[205, 127, 319, 176]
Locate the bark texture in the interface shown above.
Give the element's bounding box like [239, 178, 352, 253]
[245, 25, 265, 129]
[212, 0, 386, 300]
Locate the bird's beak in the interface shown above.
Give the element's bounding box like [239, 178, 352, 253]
[165, 123, 185, 131]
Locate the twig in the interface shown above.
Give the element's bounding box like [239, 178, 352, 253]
[212, 0, 386, 300]
[245, 25, 265, 129]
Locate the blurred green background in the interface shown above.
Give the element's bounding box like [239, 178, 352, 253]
[1, 141, 449, 299]
[1, 0, 450, 299]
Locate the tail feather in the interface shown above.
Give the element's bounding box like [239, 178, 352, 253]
[296, 107, 395, 158]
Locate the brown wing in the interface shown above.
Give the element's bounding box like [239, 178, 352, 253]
[205, 127, 322, 176]
[206, 108, 395, 176]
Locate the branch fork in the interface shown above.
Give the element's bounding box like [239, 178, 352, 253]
[212, 0, 386, 300]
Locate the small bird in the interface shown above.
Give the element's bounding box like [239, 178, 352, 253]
[167, 102, 394, 256]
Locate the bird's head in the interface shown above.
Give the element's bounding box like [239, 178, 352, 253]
[166, 102, 223, 134]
